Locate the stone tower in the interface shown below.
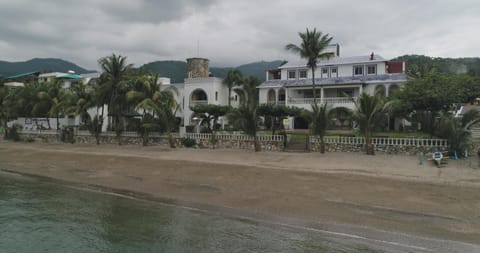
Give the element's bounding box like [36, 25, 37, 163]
[186, 58, 209, 78]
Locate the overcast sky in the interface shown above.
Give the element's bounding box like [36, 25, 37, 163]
[0, 0, 479, 70]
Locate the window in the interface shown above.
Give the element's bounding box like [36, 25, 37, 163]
[354, 65, 364, 76]
[367, 65, 377, 75]
[331, 67, 337, 77]
[288, 70, 296, 79]
[215, 91, 218, 101]
[322, 67, 328, 74]
[299, 70, 307, 79]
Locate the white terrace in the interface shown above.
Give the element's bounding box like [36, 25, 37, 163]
[259, 51, 407, 111]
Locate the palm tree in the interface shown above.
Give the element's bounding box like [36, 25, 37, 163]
[351, 92, 391, 155]
[229, 76, 262, 151]
[302, 103, 337, 153]
[222, 69, 243, 107]
[437, 110, 480, 156]
[98, 54, 133, 145]
[286, 28, 334, 101]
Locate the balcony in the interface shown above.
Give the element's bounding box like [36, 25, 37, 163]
[288, 97, 357, 105]
[190, 100, 208, 106]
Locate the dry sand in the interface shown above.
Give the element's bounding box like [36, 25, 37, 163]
[1, 142, 480, 245]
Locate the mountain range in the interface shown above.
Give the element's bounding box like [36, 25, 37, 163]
[1, 55, 479, 82]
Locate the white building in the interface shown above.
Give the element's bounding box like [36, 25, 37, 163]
[162, 58, 239, 129]
[258, 47, 407, 128]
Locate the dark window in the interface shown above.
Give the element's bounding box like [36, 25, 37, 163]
[367, 65, 377, 75]
[215, 91, 218, 101]
[288, 70, 296, 79]
[354, 65, 364, 75]
[299, 70, 307, 79]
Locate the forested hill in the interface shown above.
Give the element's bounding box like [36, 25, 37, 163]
[394, 55, 480, 76]
[141, 60, 285, 83]
[0, 58, 95, 77]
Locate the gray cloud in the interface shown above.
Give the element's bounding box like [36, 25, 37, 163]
[0, 0, 479, 70]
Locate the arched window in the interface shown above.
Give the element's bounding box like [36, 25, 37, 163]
[374, 85, 386, 97]
[190, 89, 208, 106]
[267, 89, 276, 104]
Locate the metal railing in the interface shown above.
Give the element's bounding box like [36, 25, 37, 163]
[311, 136, 448, 147]
[288, 97, 357, 105]
[184, 133, 284, 142]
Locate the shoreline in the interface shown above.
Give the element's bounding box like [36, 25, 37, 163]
[2, 169, 479, 253]
[1, 142, 480, 248]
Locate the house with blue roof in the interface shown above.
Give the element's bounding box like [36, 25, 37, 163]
[258, 46, 407, 129]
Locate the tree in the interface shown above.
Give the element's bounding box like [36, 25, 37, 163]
[190, 104, 230, 148]
[223, 69, 243, 107]
[437, 110, 480, 156]
[302, 103, 346, 153]
[286, 28, 334, 101]
[352, 92, 390, 155]
[257, 104, 301, 135]
[98, 54, 133, 145]
[228, 76, 262, 151]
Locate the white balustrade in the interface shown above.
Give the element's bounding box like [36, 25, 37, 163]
[312, 136, 448, 147]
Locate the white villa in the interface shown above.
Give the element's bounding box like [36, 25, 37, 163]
[258, 44, 407, 129]
[162, 58, 239, 130]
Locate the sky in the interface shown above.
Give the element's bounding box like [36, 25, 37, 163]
[0, 0, 479, 70]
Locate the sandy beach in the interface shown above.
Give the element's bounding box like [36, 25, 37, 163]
[1, 142, 480, 246]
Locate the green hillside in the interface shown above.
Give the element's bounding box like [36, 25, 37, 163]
[394, 55, 480, 76]
[0, 58, 95, 77]
[142, 60, 284, 83]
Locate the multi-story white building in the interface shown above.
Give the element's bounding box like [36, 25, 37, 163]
[162, 58, 239, 129]
[258, 46, 407, 128]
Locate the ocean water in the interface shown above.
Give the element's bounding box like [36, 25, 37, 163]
[0, 172, 381, 253]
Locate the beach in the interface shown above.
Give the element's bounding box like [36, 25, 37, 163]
[1, 142, 480, 246]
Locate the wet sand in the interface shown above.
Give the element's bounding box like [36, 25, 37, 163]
[1, 142, 480, 248]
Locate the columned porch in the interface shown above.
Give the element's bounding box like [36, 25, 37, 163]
[286, 84, 362, 110]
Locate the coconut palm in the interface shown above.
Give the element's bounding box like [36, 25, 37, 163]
[228, 76, 262, 151]
[302, 103, 338, 153]
[351, 92, 391, 155]
[98, 54, 133, 144]
[126, 74, 179, 147]
[286, 28, 334, 101]
[223, 69, 243, 107]
[437, 110, 480, 156]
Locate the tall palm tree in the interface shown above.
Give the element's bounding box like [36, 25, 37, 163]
[351, 92, 390, 155]
[222, 69, 243, 107]
[229, 76, 262, 151]
[98, 54, 133, 145]
[286, 28, 334, 101]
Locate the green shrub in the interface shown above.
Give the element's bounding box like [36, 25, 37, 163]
[181, 138, 196, 148]
[5, 124, 22, 141]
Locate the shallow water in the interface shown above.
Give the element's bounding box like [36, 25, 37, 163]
[0, 172, 382, 253]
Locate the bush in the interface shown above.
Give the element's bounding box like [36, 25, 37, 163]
[25, 137, 35, 143]
[5, 124, 22, 141]
[60, 126, 75, 144]
[181, 138, 196, 148]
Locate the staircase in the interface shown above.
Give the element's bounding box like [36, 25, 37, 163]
[284, 134, 309, 152]
[470, 127, 480, 145]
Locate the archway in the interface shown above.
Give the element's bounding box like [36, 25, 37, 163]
[374, 85, 386, 97]
[267, 89, 276, 104]
[190, 89, 208, 106]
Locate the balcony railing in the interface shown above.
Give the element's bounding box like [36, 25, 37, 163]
[288, 97, 357, 105]
[190, 100, 208, 106]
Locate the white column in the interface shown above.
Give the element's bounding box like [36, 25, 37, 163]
[359, 84, 363, 95]
[285, 88, 289, 106]
[320, 87, 324, 103]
